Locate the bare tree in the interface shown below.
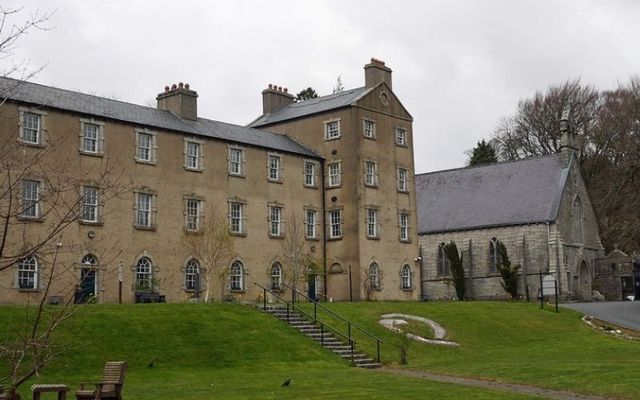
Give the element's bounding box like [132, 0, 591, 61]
[181, 206, 234, 302]
[281, 211, 316, 292]
[361, 263, 384, 301]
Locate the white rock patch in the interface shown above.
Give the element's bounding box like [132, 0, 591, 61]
[379, 313, 459, 347]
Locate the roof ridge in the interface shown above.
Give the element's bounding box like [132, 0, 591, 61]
[415, 153, 563, 177]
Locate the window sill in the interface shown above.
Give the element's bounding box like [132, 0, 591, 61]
[230, 289, 246, 294]
[327, 237, 343, 241]
[363, 135, 377, 140]
[364, 184, 378, 189]
[395, 143, 408, 148]
[268, 234, 284, 240]
[79, 220, 104, 226]
[18, 140, 46, 148]
[183, 228, 202, 234]
[366, 236, 381, 241]
[326, 185, 342, 190]
[134, 225, 157, 231]
[17, 216, 44, 223]
[228, 172, 246, 178]
[399, 239, 412, 244]
[267, 179, 283, 184]
[305, 237, 320, 241]
[303, 184, 319, 189]
[397, 189, 410, 194]
[324, 136, 341, 141]
[229, 231, 247, 237]
[135, 159, 157, 165]
[79, 150, 104, 158]
[17, 288, 40, 292]
[401, 288, 415, 292]
[184, 167, 204, 173]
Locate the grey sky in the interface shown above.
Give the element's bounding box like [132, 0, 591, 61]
[11, 0, 640, 173]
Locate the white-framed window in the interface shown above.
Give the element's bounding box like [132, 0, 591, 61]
[324, 119, 341, 140]
[401, 264, 412, 290]
[364, 160, 378, 187]
[21, 179, 40, 218]
[303, 160, 317, 187]
[269, 205, 283, 237]
[395, 127, 407, 146]
[489, 237, 501, 273]
[328, 210, 342, 239]
[135, 129, 157, 164]
[229, 201, 245, 235]
[185, 198, 202, 232]
[230, 261, 244, 291]
[19, 108, 45, 146]
[228, 146, 245, 176]
[328, 161, 342, 187]
[81, 254, 98, 267]
[438, 242, 450, 276]
[134, 191, 155, 229]
[397, 167, 409, 192]
[305, 209, 317, 239]
[366, 208, 378, 238]
[17, 256, 38, 290]
[267, 154, 282, 181]
[271, 262, 283, 290]
[185, 259, 200, 291]
[399, 212, 410, 242]
[79, 119, 105, 155]
[184, 139, 203, 171]
[369, 262, 380, 290]
[363, 119, 376, 139]
[135, 257, 153, 290]
[81, 186, 99, 223]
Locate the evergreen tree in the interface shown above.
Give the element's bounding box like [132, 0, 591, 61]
[332, 75, 344, 94]
[295, 87, 318, 102]
[444, 241, 465, 300]
[496, 241, 520, 299]
[468, 139, 498, 166]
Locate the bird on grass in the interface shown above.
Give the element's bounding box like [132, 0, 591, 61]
[147, 359, 156, 368]
[281, 378, 291, 387]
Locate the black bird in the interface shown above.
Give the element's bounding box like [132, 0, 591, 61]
[281, 378, 291, 387]
[147, 359, 156, 368]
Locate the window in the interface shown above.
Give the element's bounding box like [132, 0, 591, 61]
[397, 167, 408, 192]
[19, 110, 43, 145]
[573, 196, 583, 243]
[328, 210, 342, 239]
[324, 119, 340, 140]
[328, 162, 342, 187]
[267, 154, 282, 181]
[81, 254, 98, 267]
[185, 140, 203, 170]
[82, 186, 99, 223]
[401, 265, 412, 290]
[185, 198, 202, 232]
[17, 256, 38, 290]
[366, 208, 378, 238]
[269, 206, 283, 237]
[135, 129, 156, 163]
[230, 261, 244, 291]
[399, 212, 410, 242]
[228, 147, 244, 176]
[363, 119, 376, 139]
[21, 180, 40, 218]
[271, 262, 283, 290]
[438, 243, 450, 275]
[489, 238, 501, 273]
[364, 160, 378, 187]
[134, 191, 154, 229]
[305, 209, 317, 239]
[369, 263, 380, 290]
[395, 127, 407, 146]
[185, 259, 200, 291]
[229, 202, 245, 234]
[80, 119, 104, 155]
[304, 161, 317, 187]
[135, 257, 153, 290]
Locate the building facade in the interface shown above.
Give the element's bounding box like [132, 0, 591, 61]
[594, 250, 640, 301]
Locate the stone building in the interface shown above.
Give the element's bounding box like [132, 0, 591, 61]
[0, 58, 419, 304]
[594, 250, 639, 301]
[416, 113, 604, 301]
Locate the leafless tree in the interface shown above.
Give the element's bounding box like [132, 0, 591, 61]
[361, 264, 384, 301]
[281, 211, 316, 292]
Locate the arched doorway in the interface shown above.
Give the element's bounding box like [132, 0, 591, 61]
[579, 261, 591, 301]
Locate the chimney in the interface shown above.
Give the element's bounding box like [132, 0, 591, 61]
[156, 82, 198, 121]
[262, 83, 295, 114]
[559, 105, 577, 168]
[364, 58, 392, 90]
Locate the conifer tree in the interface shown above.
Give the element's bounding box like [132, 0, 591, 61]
[468, 139, 498, 166]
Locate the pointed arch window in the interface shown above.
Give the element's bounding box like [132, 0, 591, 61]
[489, 238, 501, 273]
[231, 261, 244, 291]
[18, 256, 38, 290]
[573, 196, 583, 243]
[438, 242, 450, 276]
[271, 262, 282, 290]
[369, 262, 380, 290]
[185, 259, 200, 291]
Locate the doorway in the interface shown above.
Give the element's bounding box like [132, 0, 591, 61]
[75, 268, 97, 304]
[579, 261, 591, 301]
[307, 274, 318, 301]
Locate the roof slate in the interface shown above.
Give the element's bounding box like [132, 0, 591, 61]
[0, 77, 320, 158]
[415, 154, 568, 234]
[250, 86, 371, 127]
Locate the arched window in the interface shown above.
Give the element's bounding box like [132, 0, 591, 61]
[401, 264, 412, 290]
[18, 256, 38, 289]
[489, 238, 501, 273]
[369, 262, 380, 290]
[81, 254, 98, 267]
[438, 242, 450, 275]
[185, 259, 200, 291]
[573, 196, 583, 243]
[135, 257, 153, 290]
[271, 262, 282, 290]
[230, 261, 244, 291]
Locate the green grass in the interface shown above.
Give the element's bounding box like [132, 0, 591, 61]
[298, 301, 640, 399]
[0, 303, 544, 399]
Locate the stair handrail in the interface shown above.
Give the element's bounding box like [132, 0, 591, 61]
[254, 282, 358, 363]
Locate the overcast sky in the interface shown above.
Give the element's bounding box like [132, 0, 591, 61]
[11, 0, 640, 173]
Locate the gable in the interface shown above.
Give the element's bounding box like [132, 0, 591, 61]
[353, 83, 412, 121]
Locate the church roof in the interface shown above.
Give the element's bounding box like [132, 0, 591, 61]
[250, 86, 372, 127]
[415, 154, 569, 234]
[0, 77, 320, 158]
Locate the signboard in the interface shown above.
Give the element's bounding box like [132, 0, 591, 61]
[542, 275, 557, 296]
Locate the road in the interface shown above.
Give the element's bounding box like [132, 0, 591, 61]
[561, 301, 640, 331]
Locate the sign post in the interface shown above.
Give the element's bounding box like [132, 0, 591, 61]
[542, 275, 558, 313]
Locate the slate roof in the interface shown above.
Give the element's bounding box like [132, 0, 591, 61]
[0, 77, 320, 158]
[250, 86, 372, 127]
[415, 154, 569, 234]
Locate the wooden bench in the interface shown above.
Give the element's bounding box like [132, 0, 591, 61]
[31, 384, 69, 400]
[75, 361, 127, 400]
[134, 292, 166, 303]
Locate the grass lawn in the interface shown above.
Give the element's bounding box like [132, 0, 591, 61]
[0, 303, 543, 400]
[297, 301, 640, 399]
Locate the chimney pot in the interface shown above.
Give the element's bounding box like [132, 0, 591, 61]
[185, 83, 190, 90]
[268, 83, 273, 89]
[178, 82, 184, 89]
[284, 88, 288, 93]
[171, 83, 177, 90]
[278, 86, 282, 92]
[164, 85, 170, 93]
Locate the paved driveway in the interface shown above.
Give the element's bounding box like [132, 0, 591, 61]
[561, 301, 640, 331]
